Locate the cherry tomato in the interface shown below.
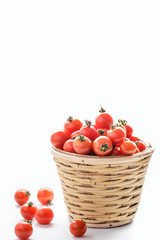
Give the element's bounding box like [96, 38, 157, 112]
[63, 139, 75, 153]
[50, 130, 69, 149]
[130, 136, 141, 142]
[69, 220, 87, 237]
[118, 119, 133, 138]
[107, 127, 126, 146]
[135, 140, 146, 152]
[120, 140, 137, 155]
[95, 106, 113, 130]
[110, 146, 123, 156]
[73, 135, 92, 155]
[14, 189, 30, 206]
[64, 116, 83, 135]
[93, 136, 113, 156]
[80, 120, 99, 141]
[71, 130, 80, 139]
[20, 202, 37, 220]
[37, 187, 54, 205]
[97, 129, 108, 136]
[15, 221, 33, 240]
[35, 207, 54, 225]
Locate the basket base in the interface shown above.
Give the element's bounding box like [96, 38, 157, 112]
[68, 216, 133, 228]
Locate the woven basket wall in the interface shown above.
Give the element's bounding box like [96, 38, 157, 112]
[51, 143, 154, 228]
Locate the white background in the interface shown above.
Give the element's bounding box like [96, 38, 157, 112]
[0, 1, 160, 239]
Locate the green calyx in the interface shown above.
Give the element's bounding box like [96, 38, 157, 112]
[100, 143, 111, 152]
[84, 120, 92, 127]
[26, 191, 31, 197]
[118, 119, 127, 125]
[97, 129, 105, 135]
[27, 202, 33, 207]
[25, 220, 32, 225]
[77, 135, 85, 142]
[67, 116, 73, 122]
[47, 200, 53, 205]
[99, 105, 106, 113]
[135, 140, 140, 145]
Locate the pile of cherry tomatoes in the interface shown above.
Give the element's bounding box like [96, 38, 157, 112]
[14, 188, 87, 239]
[50, 106, 146, 156]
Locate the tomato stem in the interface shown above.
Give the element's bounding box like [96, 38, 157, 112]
[100, 143, 111, 152]
[27, 202, 33, 207]
[47, 200, 53, 205]
[25, 220, 32, 225]
[77, 135, 85, 142]
[99, 105, 106, 113]
[67, 116, 73, 122]
[118, 119, 127, 125]
[97, 129, 105, 135]
[26, 190, 31, 197]
[84, 120, 92, 127]
[135, 140, 140, 145]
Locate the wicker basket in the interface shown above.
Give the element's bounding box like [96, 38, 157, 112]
[51, 143, 154, 228]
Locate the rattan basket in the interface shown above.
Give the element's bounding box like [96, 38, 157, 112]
[51, 143, 154, 228]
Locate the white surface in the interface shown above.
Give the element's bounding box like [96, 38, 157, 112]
[0, 1, 160, 239]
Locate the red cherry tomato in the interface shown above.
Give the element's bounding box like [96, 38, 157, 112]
[135, 140, 146, 152]
[97, 129, 108, 136]
[14, 189, 30, 206]
[73, 135, 92, 155]
[93, 136, 113, 156]
[95, 106, 113, 130]
[71, 130, 80, 139]
[110, 146, 123, 156]
[37, 187, 54, 205]
[69, 220, 87, 237]
[120, 140, 137, 155]
[15, 221, 33, 240]
[125, 124, 133, 138]
[107, 127, 126, 146]
[50, 130, 69, 149]
[20, 202, 37, 220]
[35, 207, 54, 225]
[80, 120, 99, 141]
[130, 136, 141, 142]
[64, 116, 83, 135]
[63, 139, 75, 153]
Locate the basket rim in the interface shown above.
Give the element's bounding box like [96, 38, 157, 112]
[51, 142, 154, 165]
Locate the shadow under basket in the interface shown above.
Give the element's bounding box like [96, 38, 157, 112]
[51, 143, 154, 228]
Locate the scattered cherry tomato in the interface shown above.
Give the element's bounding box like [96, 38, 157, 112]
[64, 116, 83, 135]
[15, 221, 33, 240]
[63, 139, 75, 153]
[95, 106, 113, 130]
[135, 140, 146, 152]
[130, 136, 141, 142]
[97, 129, 108, 136]
[50, 130, 69, 149]
[20, 202, 37, 220]
[93, 136, 113, 156]
[37, 187, 54, 205]
[107, 127, 126, 146]
[80, 120, 99, 141]
[35, 207, 54, 225]
[73, 135, 92, 155]
[14, 189, 30, 206]
[69, 220, 87, 237]
[120, 140, 137, 155]
[71, 130, 80, 139]
[109, 146, 123, 156]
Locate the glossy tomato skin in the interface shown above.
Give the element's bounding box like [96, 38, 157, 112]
[109, 146, 123, 156]
[80, 126, 99, 141]
[136, 141, 146, 152]
[107, 127, 126, 146]
[20, 202, 37, 220]
[71, 130, 80, 139]
[70, 220, 87, 237]
[50, 130, 69, 149]
[93, 136, 113, 156]
[63, 139, 75, 153]
[37, 188, 54, 205]
[125, 125, 133, 138]
[14, 189, 30, 206]
[130, 136, 141, 142]
[73, 135, 92, 155]
[64, 117, 83, 135]
[120, 140, 137, 155]
[95, 112, 113, 130]
[35, 207, 54, 225]
[15, 222, 33, 240]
